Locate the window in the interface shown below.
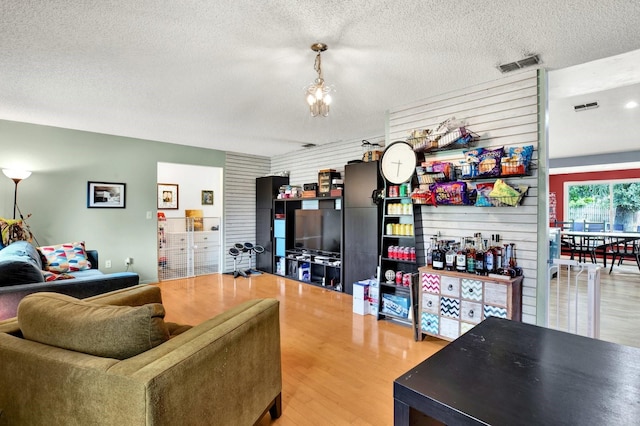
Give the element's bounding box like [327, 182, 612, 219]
[565, 179, 640, 232]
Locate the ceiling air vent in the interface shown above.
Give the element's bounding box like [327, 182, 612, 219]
[574, 101, 599, 112]
[498, 54, 541, 73]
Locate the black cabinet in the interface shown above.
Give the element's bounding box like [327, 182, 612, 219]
[343, 161, 383, 294]
[274, 197, 343, 291]
[255, 176, 289, 273]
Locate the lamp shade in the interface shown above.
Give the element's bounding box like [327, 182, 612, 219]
[2, 169, 32, 181]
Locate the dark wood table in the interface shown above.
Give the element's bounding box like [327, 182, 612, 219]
[394, 317, 640, 425]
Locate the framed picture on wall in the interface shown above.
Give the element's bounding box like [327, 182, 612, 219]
[201, 190, 214, 205]
[87, 181, 126, 208]
[157, 183, 179, 209]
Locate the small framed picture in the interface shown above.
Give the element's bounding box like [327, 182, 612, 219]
[157, 183, 179, 210]
[87, 181, 126, 208]
[201, 190, 214, 205]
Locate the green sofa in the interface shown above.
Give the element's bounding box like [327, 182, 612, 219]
[0, 284, 282, 425]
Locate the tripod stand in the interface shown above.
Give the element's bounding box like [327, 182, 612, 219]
[229, 243, 247, 278]
[247, 244, 264, 275]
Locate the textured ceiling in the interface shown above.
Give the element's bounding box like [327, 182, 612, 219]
[1, 1, 639, 158]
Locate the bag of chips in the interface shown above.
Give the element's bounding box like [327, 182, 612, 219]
[431, 182, 469, 205]
[477, 147, 504, 177]
[488, 179, 528, 206]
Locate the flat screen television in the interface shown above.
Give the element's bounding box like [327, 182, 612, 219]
[294, 209, 341, 254]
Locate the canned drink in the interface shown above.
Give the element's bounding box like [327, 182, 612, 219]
[395, 271, 403, 285]
[403, 273, 412, 287]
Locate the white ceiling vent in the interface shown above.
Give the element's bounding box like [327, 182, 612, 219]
[574, 101, 599, 112]
[498, 54, 541, 73]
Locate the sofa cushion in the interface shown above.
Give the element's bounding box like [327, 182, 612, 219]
[18, 292, 170, 360]
[38, 241, 92, 273]
[0, 241, 45, 286]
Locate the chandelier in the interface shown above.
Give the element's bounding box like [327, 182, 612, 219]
[305, 43, 332, 117]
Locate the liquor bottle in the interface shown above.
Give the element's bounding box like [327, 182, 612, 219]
[432, 241, 445, 270]
[445, 242, 456, 271]
[466, 238, 476, 274]
[475, 235, 485, 276]
[456, 239, 467, 273]
[494, 243, 503, 275]
[426, 236, 437, 266]
[511, 244, 523, 276]
[501, 243, 516, 278]
[484, 239, 495, 274]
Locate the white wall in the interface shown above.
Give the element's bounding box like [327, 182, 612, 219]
[388, 69, 541, 325]
[157, 162, 223, 219]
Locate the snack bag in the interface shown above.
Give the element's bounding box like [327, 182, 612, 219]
[477, 147, 504, 177]
[475, 182, 495, 207]
[460, 148, 484, 179]
[488, 179, 527, 206]
[431, 182, 469, 205]
[503, 145, 534, 175]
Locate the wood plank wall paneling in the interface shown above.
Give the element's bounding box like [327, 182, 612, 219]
[223, 153, 270, 273]
[389, 69, 540, 324]
[270, 137, 380, 187]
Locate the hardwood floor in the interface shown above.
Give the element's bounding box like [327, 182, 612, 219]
[156, 263, 639, 424]
[155, 273, 447, 426]
[549, 261, 640, 347]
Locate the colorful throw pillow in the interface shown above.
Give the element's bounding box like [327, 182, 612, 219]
[42, 270, 76, 282]
[38, 241, 92, 273]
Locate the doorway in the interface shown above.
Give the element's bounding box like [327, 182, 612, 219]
[157, 162, 223, 280]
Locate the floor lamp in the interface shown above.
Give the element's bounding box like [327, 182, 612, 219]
[2, 169, 32, 220]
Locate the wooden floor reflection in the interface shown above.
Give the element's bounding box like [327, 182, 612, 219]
[156, 273, 447, 426]
[157, 263, 639, 424]
[549, 262, 640, 347]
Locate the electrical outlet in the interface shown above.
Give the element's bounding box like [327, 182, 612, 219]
[105, 260, 112, 268]
[146, 211, 152, 219]
[125, 257, 133, 266]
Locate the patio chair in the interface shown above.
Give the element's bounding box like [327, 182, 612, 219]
[609, 238, 640, 273]
[554, 220, 575, 260]
[574, 221, 606, 264]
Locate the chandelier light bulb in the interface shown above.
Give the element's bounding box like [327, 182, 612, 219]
[307, 94, 315, 106]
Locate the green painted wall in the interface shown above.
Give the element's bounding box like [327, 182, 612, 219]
[0, 119, 226, 283]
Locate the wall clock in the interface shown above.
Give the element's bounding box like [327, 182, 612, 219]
[380, 141, 417, 184]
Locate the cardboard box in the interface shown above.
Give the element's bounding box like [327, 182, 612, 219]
[369, 281, 380, 316]
[363, 150, 383, 162]
[369, 301, 379, 316]
[353, 280, 371, 315]
[353, 280, 370, 300]
[298, 262, 310, 282]
[353, 297, 369, 315]
[275, 258, 285, 276]
[381, 294, 410, 318]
